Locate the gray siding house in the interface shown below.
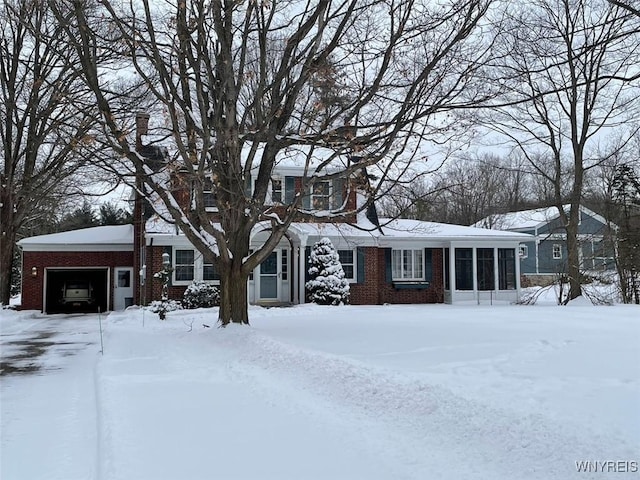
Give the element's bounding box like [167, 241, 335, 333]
[474, 205, 616, 281]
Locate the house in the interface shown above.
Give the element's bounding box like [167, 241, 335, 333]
[18, 135, 532, 313]
[474, 205, 616, 284]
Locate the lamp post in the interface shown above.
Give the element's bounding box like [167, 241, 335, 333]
[161, 252, 171, 302]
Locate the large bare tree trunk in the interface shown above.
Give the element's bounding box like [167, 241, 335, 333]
[219, 262, 250, 326]
[564, 213, 582, 302]
[0, 231, 15, 305]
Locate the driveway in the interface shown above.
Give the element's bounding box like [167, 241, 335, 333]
[1, 311, 103, 480]
[0, 312, 101, 376]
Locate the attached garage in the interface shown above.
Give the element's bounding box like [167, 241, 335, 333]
[17, 225, 135, 314]
[44, 268, 109, 314]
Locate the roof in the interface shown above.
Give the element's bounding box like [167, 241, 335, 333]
[473, 205, 612, 232]
[18, 225, 134, 252]
[146, 216, 532, 248]
[473, 205, 569, 231]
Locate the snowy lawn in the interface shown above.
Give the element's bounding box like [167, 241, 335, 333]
[1, 303, 639, 479]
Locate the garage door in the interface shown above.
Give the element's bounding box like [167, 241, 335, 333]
[45, 269, 109, 314]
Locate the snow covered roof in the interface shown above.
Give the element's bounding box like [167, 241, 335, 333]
[244, 143, 351, 174]
[473, 205, 569, 231]
[146, 215, 531, 248]
[378, 219, 532, 240]
[18, 225, 134, 252]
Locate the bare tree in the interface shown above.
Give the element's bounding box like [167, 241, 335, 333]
[0, 0, 101, 305]
[485, 0, 640, 302]
[382, 153, 536, 225]
[608, 1, 640, 19]
[56, 0, 496, 324]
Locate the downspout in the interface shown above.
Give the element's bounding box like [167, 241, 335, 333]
[535, 227, 539, 275]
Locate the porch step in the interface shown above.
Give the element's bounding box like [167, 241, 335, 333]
[255, 301, 294, 308]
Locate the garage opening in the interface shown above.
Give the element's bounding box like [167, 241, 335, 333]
[45, 269, 109, 314]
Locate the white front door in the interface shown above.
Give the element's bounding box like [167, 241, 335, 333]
[114, 267, 134, 310]
[257, 249, 291, 302]
[259, 251, 279, 300]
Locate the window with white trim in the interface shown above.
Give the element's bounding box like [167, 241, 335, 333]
[392, 249, 423, 280]
[174, 250, 195, 282]
[553, 244, 562, 259]
[338, 249, 355, 281]
[281, 249, 288, 281]
[271, 178, 282, 203]
[203, 260, 220, 282]
[312, 181, 331, 210]
[203, 178, 217, 209]
[519, 245, 528, 259]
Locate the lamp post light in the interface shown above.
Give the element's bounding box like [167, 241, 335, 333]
[161, 253, 171, 302]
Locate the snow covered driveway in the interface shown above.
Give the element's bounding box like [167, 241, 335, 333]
[1, 304, 639, 479]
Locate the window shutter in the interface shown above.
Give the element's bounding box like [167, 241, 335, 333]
[305, 246, 311, 283]
[244, 176, 252, 198]
[284, 176, 295, 203]
[424, 248, 433, 282]
[163, 246, 173, 286]
[384, 248, 392, 283]
[332, 178, 345, 210]
[302, 186, 311, 210]
[357, 247, 365, 284]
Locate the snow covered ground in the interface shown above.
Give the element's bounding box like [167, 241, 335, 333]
[1, 302, 639, 479]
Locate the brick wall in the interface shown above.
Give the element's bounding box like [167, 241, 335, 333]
[21, 251, 134, 311]
[349, 247, 382, 304]
[140, 245, 445, 306]
[140, 246, 187, 305]
[350, 248, 444, 305]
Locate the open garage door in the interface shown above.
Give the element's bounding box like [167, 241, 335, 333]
[45, 269, 109, 314]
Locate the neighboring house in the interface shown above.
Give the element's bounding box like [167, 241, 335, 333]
[18, 137, 532, 313]
[474, 205, 616, 282]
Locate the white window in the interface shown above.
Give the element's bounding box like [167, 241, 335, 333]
[519, 245, 528, 259]
[392, 249, 423, 281]
[271, 178, 282, 203]
[338, 249, 355, 281]
[312, 181, 331, 210]
[281, 249, 288, 281]
[203, 260, 220, 282]
[553, 244, 562, 259]
[174, 249, 195, 283]
[203, 178, 217, 210]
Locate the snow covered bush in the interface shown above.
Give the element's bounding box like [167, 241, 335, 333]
[305, 237, 350, 305]
[183, 281, 220, 309]
[147, 299, 183, 320]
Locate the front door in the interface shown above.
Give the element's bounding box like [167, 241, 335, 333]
[259, 252, 279, 300]
[114, 267, 134, 310]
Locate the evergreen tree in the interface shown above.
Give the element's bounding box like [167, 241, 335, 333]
[57, 200, 98, 232]
[306, 238, 350, 306]
[612, 164, 640, 303]
[99, 202, 133, 225]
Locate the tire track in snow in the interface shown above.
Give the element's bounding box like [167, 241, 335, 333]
[225, 328, 635, 480]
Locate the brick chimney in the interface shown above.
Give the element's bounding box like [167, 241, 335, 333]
[135, 112, 150, 151]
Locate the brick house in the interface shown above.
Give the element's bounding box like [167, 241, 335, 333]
[18, 139, 531, 313]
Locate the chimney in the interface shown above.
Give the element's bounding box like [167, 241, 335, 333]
[135, 112, 150, 151]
